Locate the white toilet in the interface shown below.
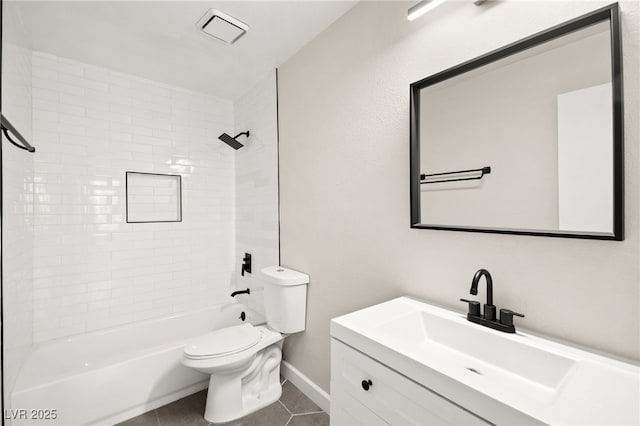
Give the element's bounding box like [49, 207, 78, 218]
[182, 266, 309, 424]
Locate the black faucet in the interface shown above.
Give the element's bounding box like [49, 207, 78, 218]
[460, 269, 524, 333]
[231, 288, 250, 298]
[470, 269, 495, 321]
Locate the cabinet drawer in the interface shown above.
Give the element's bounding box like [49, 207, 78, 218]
[330, 339, 489, 426]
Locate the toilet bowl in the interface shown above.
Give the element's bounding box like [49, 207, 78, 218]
[182, 266, 309, 424]
[182, 323, 284, 423]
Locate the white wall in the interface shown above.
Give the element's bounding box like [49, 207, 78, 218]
[30, 52, 236, 341]
[2, 1, 35, 412]
[233, 70, 280, 316]
[278, 0, 640, 392]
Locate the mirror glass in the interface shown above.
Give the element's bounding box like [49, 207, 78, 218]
[411, 8, 623, 240]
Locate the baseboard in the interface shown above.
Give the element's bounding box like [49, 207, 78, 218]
[281, 361, 330, 414]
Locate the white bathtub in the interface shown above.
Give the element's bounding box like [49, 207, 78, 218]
[11, 302, 257, 426]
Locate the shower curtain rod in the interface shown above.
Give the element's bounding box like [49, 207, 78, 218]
[1, 112, 35, 153]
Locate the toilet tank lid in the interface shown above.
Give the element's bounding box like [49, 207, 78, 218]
[261, 266, 309, 286]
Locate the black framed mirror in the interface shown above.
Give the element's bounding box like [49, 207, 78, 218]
[410, 3, 623, 240]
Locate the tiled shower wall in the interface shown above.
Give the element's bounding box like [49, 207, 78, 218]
[1, 41, 34, 404]
[233, 70, 280, 316]
[2, 43, 34, 350]
[30, 52, 236, 342]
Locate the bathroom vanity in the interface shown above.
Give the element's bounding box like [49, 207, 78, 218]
[330, 297, 640, 425]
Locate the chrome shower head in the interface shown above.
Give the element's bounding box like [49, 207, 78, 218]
[218, 131, 250, 150]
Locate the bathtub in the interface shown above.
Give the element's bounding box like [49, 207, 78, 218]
[11, 302, 257, 426]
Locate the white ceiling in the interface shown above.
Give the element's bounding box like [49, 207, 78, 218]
[8, 1, 357, 99]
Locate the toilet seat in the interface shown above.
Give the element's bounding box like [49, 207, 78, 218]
[184, 324, 262, 360]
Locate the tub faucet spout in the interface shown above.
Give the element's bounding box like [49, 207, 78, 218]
[230, 288, 250, 298]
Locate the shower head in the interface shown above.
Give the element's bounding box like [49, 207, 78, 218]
[218, 131, 250, 150]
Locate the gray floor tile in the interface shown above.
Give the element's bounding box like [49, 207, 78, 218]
[115, 410, 159, 426]
[223, 401, 291, 426]
[156, 390, 208, 426]
[118, 380, 328, 426]
[287, 413, 330, 426]
[279, 381, 321, 415]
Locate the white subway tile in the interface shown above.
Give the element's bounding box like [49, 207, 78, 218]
[59, 72, 109, 92]
[28, 51, 245, 342]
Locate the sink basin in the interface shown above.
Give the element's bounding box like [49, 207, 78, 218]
[331, 297, 640, 425]
[377, 310, 576, 392]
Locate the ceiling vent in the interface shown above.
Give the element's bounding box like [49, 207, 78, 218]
[197, 9, 249, 45]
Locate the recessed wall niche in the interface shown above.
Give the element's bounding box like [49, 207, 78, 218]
[126, 172, 182, 223]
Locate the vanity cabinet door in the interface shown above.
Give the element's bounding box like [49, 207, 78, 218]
[330, 339, 489, 426]
[331, 386, 388, 426]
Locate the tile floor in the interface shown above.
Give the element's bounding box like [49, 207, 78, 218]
[117, 378, 329, 426]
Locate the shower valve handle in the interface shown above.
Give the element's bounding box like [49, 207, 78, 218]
[241, 253, 252, 276]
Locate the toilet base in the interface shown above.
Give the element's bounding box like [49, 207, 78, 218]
[204, 343, 283, 424]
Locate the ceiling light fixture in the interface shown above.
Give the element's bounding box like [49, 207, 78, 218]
[407, 0, 448, 21]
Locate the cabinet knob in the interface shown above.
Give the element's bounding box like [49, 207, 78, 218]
[361, 379, 372, 391]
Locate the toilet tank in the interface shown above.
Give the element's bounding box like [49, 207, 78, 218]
[261, 266, 309, 334]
